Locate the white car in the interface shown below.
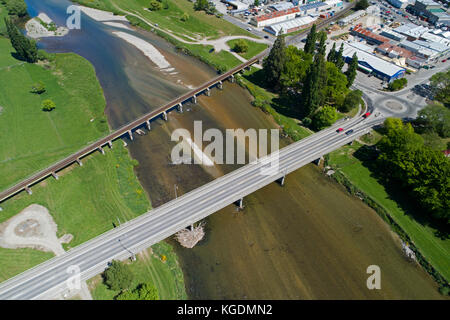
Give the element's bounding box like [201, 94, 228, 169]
[247, 27, 252, 31]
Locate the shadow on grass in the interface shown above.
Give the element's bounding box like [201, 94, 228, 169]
[353, 145, 449, 240]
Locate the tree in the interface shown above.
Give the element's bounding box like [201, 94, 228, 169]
[115, 282, 159, 300]
[345, 52, 358, 87]
[41, 99, 55, 111]
[194, 0, 209, 11]
[103, 260, 134, 291]
[5, 17, 37, 63]
[304, 24, 317, 55]
[388, 78, 407, 91]
[31, 81, 46, 94]
[254, 0, 260, 6]
[149, 0, 162, 11]
[317, 31, 327, 56]
[355, 0, 369, 10]
[430, 70, 450, 107]
[263, 34, 286, 89]
[311, 105, 338, 130]
[327, 42, 336, 63]
[340, 89, 362, 113]
[6, 0, 28, 17]
[416, 103, 450, 138]
[300, 55, 321, 117]
[280, 46, 312, 90]
[233, 39, 248, 53]
[334, 43, 345, 70]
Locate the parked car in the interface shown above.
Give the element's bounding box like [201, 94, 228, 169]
[345, 129, 354, 135]
[337, 128, 344, 133]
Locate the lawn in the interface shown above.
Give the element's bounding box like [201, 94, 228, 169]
[328, 142, 450, 282]
[88, 243, 187, 300]
[227, 39, 268, 60]
[0, 38, 109, 191]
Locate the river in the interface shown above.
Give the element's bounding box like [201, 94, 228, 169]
[24, 0, 443, 299]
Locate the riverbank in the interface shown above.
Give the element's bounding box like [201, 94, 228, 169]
[326, 140, 450, 293]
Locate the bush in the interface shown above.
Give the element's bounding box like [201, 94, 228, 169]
[340, 89, 362, 113]
[388, 78, 407, 91]
[6, 0, 28, 17]
[41, 99, 55, 111]
[31, 81, 46, 94]
[103, 260, 134, 291]
[311, 105, 338, 130]
[302, 117, 312, 127]
[149, 0, 162, 11]
[180, 12, 189, 22]
[233, 39, 249, 54]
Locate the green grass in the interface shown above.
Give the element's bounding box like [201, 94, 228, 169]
[74, 0, 255, 40]
[0, 248, 54, 283]
[227, 39, 268, 60]
[328, 142, 450, 282]
[89, 242, 187, 300]
[0, 38, 110, 191]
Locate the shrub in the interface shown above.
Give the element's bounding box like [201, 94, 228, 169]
[180, 12, 189, 22]
[31, 81, 46, 94]
[388, 78, 407, 91]
[103, 260, 134, 291]
[233, 39, 249, 54]
[149, 0, 162, 11]
[41, 99, 55, 111]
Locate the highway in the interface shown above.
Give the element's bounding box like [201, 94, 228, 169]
[0, 112, 383, 300]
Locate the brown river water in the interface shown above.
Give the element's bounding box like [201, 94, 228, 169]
[28, 0, 442, 299]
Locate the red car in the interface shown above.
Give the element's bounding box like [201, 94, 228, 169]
[337, 128, 344, 133]
[363, 112, 371, 118]
[442, 59, 447, 63]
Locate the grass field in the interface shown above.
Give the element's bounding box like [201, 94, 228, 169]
[88, 243, 187, 300]
[0, 38, 109, 191]
[74, 0, 255, 40]
[328, 142, 450, 282]
[226, 39, 268, 60]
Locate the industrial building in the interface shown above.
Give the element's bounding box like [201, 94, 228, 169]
[250, 7, 300, 27]
[351, 25, 391, 45]
[387, 0, 410, 9]
[338, 10, 366, 26]
[376, 42, 415, 59]
[380, 29, 407, 41]
[409, 0, 450, 26]
[264, 15, 317, 35]
[341, 42, 406, 82]
[299, 2, 328, 15]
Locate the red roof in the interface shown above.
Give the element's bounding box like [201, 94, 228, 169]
[377, 43, 414, 59]
[352, 25, 390, 43]
[443, 150, 450, 156]
[256, 7, 300, 22]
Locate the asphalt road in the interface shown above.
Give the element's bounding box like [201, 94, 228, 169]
[0, 111, 383, 300]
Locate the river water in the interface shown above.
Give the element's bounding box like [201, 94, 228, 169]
[24, 0, 443, 299]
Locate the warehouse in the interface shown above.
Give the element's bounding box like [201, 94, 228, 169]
[341, 42, 406, 82]
[299, 2, 328, 16]
[338, 10, 366, 26]
[264, 15, 317, 35]
[250, 7, 300, 27]
[351, 25, 391, 45]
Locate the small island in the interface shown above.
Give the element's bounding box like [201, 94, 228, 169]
[25, 13, 68, 38]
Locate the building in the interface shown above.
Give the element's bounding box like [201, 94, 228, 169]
[264, 15, 317, 35]
[341, 42, 406, 82]
[351, 25, 391, 45]
[250, 7, 300, 27]
[324, 0, 344, 9]
[270, 2, 295, 11]
[387, 0, 410, 8]
[338, 10, 366, 26]
[410, 0, 450, 25]
[380, 29, 407, 41]
[406, 55, 428, 67]
[399, 39, 439, 58]
[377, 42, 415, 58]
[392, 23, 430, 40]
[223, 0, 249, 10]
[299, 2, 328, 15]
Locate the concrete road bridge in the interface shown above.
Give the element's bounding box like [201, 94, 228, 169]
[0, 109, 384, 299]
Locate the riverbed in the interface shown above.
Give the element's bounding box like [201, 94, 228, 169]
[24, 0, 443, 299]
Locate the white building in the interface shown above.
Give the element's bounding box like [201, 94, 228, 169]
[338, 10, 366, 26]
[264, 15, 317, 36]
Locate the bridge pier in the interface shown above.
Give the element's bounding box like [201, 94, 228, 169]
[146, 120, 151, 130]
[205, 88, 211, 96]
[235, 198, 244, 209]
[99, 146, 105, 155]
[192, 95, 197, 104]
[25, 187, 32, 195]
[108, 141, 113, 149]
[128, 130, 133, 141]
[313, 157, 324, 166]
[277, 175, 285, 186]
[229, 74, 235, 83]
[52, 172, 59, 180]
[76, 158, 83, 166]
[217, 81, 223, 90]
[162, 111, 168, 121]
[178, 103, 183, 113]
